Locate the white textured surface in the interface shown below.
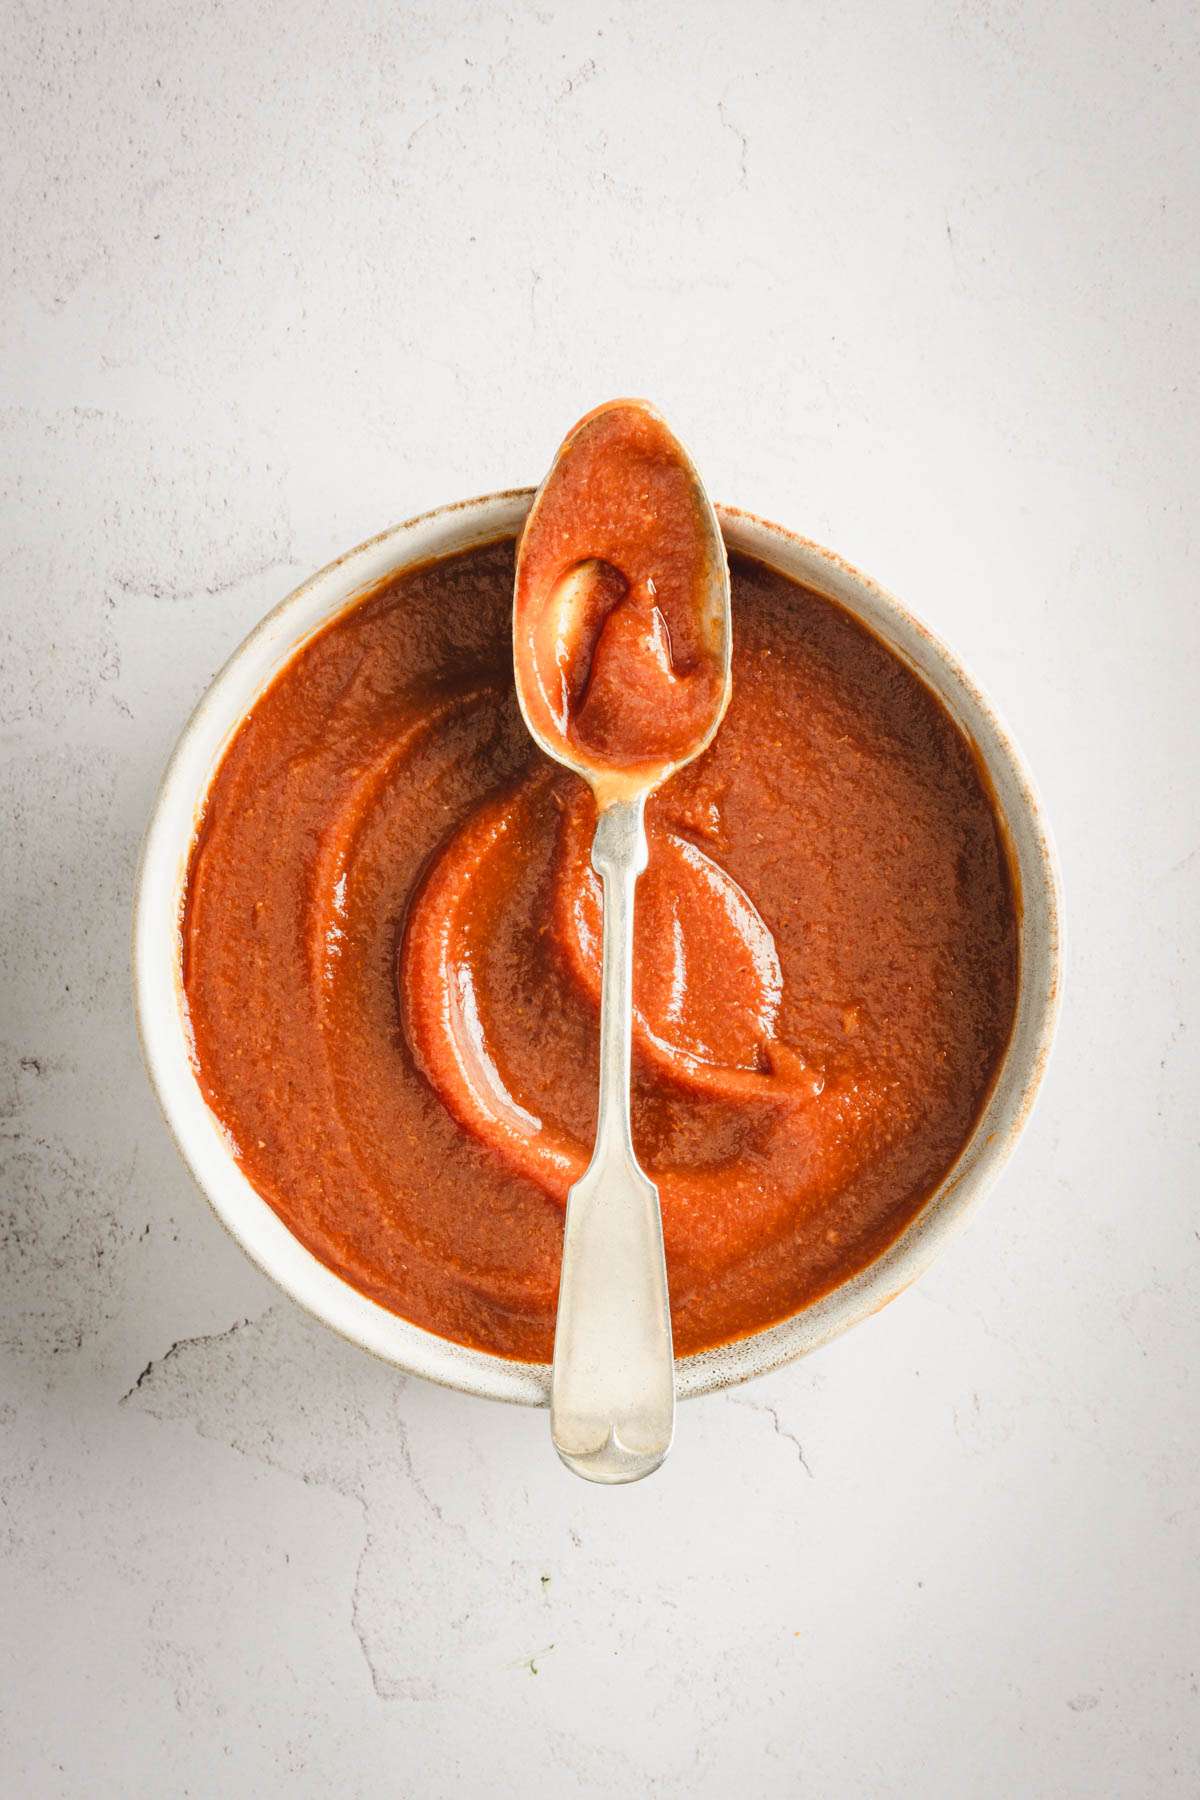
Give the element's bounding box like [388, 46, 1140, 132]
[2, 1, 1197, 1794]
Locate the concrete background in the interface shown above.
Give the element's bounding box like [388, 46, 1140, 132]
[2, 0, 1197, 1794]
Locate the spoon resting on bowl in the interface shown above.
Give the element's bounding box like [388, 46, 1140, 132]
[514, 399, 733, 1483]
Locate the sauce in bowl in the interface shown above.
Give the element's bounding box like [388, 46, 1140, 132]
[181, 536, 1018, 1361]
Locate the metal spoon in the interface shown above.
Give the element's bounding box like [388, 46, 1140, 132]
[513, 400, 732, 1483]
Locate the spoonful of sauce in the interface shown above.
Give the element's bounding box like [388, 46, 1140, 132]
[514, 399, 732, 1482]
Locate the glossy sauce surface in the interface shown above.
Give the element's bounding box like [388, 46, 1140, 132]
[183, 539, 1017, 1361]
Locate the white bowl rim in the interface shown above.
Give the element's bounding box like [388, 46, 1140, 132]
[133, 489, 1063, 1406]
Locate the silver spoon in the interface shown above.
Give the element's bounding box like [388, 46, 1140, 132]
[514, 400, 732, 1483]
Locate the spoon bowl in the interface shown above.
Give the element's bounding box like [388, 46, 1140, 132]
[515, 399, 732, 802]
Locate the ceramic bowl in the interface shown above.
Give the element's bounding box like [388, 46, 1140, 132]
[133, 491, 1062, 1404]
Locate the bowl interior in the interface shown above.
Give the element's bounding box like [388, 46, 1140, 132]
[134, 492, 1061, 1405]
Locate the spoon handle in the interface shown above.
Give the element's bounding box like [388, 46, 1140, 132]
[550, 793, 676, 1484]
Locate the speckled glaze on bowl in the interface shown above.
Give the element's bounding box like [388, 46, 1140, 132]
[133, 491, 1062, 1405]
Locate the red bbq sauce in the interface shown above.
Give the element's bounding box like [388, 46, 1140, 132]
[182, 533, 1017, 1362]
